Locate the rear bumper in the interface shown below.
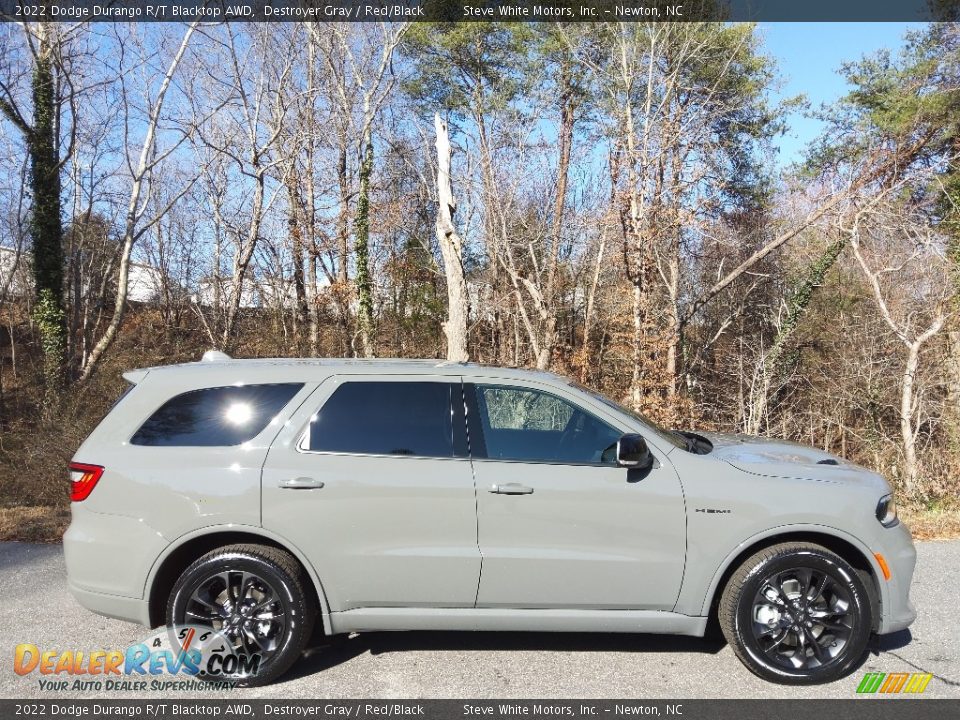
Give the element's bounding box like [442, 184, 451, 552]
[63, 504, 167, 626]
[875, 521, 917, 634]
[68, 581, 151, 626]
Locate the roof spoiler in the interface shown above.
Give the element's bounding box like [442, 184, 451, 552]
[122, 369, 149, 384]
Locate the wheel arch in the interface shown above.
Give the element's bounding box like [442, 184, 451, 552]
[145, 525, 332, 634]
[700, 526, 883, 632]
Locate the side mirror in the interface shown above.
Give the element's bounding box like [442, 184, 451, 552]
[617, 433, 653, 470]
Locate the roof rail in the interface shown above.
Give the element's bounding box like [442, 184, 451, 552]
[201, 350, 233, 362]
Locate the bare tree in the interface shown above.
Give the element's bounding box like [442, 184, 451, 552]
[434, 114, 469, 362]
[80, 23, 199, 381]
[848, 200, 955, 494]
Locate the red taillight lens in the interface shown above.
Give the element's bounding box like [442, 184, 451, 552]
[69, 463, 104, 502]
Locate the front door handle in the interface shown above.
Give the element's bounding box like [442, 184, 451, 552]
[279, 477, 324, 490]
[489, 483, 534, 495]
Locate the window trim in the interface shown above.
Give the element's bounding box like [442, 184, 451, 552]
[464, 381, 622, 468]
[294, 377, 469, 461]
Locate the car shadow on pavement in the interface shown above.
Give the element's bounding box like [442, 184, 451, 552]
[871, 629, 913, 653]
[286, 631, 727, 680]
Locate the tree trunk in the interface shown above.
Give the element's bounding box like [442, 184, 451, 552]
[538, 61, 577, 371]
[354, 136, 375, 358]
[221, 173, 264, 350]
[286, 180, 309, 337]
[28, 31, 66, 398]
[305, 28, 320, 356]
[900, 342, 921, 495]
[434, 114, 469, 362]
[946, 329, 960, 455]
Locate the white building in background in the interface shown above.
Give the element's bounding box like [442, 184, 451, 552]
[126, 263, 168, 303]
[195, 276, 259, 309]
[257, 275, 298, 310]
[1, 247, 174, 305]
[0, 246, 30, 298]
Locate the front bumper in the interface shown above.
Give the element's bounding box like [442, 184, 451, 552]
[875, 521, 917, 634]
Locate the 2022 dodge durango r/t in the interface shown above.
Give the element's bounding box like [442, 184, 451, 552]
[64, 352, 916, 686]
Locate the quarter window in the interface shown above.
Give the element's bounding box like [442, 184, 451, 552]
[305, 381, 456, 458]
[131, 383, 303, 447]
[472, 385, 621, 465]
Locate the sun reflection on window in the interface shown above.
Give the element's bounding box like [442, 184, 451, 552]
[224, 402, 253, 426]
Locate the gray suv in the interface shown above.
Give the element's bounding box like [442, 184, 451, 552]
[65, 353, 916, 686]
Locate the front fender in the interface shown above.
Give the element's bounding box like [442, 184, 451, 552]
[678, 523, 887, 622]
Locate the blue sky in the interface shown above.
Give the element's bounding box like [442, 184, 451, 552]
[761, 22, 926, 165]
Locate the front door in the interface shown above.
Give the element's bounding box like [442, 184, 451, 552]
[468, 380, 686, 610]
[262, 375, 480, 612]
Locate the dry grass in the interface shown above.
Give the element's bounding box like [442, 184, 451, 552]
[901, 503, 960, 541]
[0, 505, 69, 543]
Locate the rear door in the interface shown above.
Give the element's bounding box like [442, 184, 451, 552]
[261, 375, 480, 611]
[468, 379, 687, 610]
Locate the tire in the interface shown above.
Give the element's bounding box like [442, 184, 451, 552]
[167, 544, 315, 687]
[718, 542, 872, 685]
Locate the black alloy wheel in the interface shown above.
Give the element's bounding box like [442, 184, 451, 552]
[719, 542, 873, 684]
[168, 544, 315, 686]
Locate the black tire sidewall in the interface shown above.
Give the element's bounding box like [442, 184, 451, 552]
[733, 549, 872, 684]
[167, 551, 306, 686]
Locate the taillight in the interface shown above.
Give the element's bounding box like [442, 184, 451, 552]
[69, 463, 104, 502]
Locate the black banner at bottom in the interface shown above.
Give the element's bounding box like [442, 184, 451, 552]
[1, 700, 958, 720]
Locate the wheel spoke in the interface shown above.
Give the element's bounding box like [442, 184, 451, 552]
[806, 573, 829, 604]
[816, 620, 851, 633]
[766, 629, 791, 651]
[244, 626, 267, 651]
[804, 628, 825, 663]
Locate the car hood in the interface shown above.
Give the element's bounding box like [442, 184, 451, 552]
[697, 431, 889, 491]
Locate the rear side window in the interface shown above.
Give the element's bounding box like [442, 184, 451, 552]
[305, 381, 455, 458]
[131, 383, 303, 447]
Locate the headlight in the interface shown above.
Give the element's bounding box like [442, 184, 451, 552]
[876, 494, 898, 527]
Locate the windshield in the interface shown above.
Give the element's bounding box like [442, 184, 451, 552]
[569, 382, 687, 451]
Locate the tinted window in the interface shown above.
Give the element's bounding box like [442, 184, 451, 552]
[307, 382, 455, 458]
[473, 385, 621, 465]
[132, 383, 303, 447]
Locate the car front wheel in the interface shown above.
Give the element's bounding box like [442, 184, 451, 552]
[719, 542, 873, 684]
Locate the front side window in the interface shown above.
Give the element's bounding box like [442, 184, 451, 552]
[305, 381, 456, 458]
[471, 384, 621, 465]
[131, 383, 303, 447]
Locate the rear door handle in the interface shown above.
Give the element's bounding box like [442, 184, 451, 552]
[279, 477, 324, 490]
[489, 483, 534, 495]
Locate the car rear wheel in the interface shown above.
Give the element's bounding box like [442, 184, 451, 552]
[719, 542, 872, 684]
[167, 544, 315, 686]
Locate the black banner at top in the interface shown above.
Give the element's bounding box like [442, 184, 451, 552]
[0, 0, 955, 23]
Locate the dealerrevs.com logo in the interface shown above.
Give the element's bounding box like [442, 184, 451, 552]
[856, 672, 933, 695]
[13, 625, 261, 691]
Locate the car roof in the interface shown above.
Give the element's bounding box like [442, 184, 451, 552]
[124, 353, 566, 385]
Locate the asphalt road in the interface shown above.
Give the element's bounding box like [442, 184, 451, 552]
[1, 540, 958, 700]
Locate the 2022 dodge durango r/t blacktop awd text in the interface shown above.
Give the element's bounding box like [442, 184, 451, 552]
[64, 352, 916, 686]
